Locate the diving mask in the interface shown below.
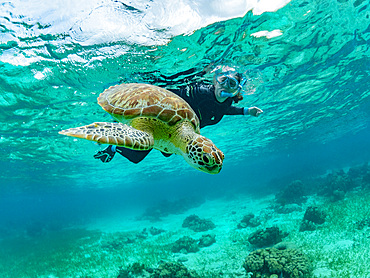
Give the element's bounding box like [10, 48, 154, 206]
[216, 72, 240, 90]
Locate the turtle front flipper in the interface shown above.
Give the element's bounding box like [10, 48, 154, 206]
[59, 122, 154, 151]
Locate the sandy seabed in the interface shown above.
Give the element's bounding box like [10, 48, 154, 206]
[0, 188, 369, 278]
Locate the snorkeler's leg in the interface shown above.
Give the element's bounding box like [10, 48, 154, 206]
[116, 147, 152, 164]
[94, 145, 151, 164]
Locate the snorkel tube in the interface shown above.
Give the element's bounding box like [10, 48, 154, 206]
[237, 77, 248, 94]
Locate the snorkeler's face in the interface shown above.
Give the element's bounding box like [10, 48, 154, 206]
[214, 73, 239, 99]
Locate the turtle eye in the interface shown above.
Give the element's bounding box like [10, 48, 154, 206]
[202, 153, 211, 164]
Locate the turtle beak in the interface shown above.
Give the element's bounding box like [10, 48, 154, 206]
[205, 164, 222, 174]
[204, 148, 224, 174]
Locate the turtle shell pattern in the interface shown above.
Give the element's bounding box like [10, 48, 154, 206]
[98, 83, 200, 133]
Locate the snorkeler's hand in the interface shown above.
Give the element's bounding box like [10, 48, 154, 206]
[93, 145, 116, 163]
[246, 107, 263, 117]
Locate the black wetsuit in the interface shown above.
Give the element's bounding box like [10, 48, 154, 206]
[94, 83, 244, 163]
[172, 83, 244, 128]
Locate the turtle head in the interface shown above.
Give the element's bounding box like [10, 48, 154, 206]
[183, 135, 224, 174]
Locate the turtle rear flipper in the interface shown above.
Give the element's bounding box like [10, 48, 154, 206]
[59, 122, 154, 151]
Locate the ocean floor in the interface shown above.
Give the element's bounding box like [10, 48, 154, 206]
[0, 174, 369, 278]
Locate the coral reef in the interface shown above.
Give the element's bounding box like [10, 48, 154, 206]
[248, 227, 288, 247]
[149, 227, 166, 236]
[182, 214, 216, 232]
[237, 213, 261, 228]
[303, 206, 326, 224]
[198, 234, 216, 247]
[172, 236, 199, 253]
[101, 232, 136, 251]
[299, 220, 316, 232]
[136, 228, 149, 239]
[275, 163, 370, 202]
[318, 170, 352, 199]
[172, 233, 216, 253]
[355, 218, 370, 230]
[140, 197, 204, 221]
[133, 227, 166, 239]
[299, 206, 326, 232]
[275, 203, 303, 214]
[347, 162, 369, 180]
[275, 180, 307, 205]
[362, 172, 370, 187]
[300, 163, 370, 200]
[117, 262, 146, 277]
[151, 262, 200, 278]
[243, 247, 310, 278]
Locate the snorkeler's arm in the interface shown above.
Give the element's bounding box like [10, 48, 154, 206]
[245, 106, 263, 117]
[225, 106, 244, 116]
[226, 106, 263, 117]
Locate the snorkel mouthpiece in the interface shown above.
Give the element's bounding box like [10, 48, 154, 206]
[219, 76, 247, 98]
[220, 91, 236, 98]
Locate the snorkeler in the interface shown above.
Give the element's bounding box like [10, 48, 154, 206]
[94, 66, 263, 163]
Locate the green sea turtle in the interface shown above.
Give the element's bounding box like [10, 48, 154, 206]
[59, 83, 224, 174]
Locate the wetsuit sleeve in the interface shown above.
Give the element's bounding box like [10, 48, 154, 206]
[225, 106, 244, 115]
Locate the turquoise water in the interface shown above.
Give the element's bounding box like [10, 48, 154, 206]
[1, 0, 370, 277]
